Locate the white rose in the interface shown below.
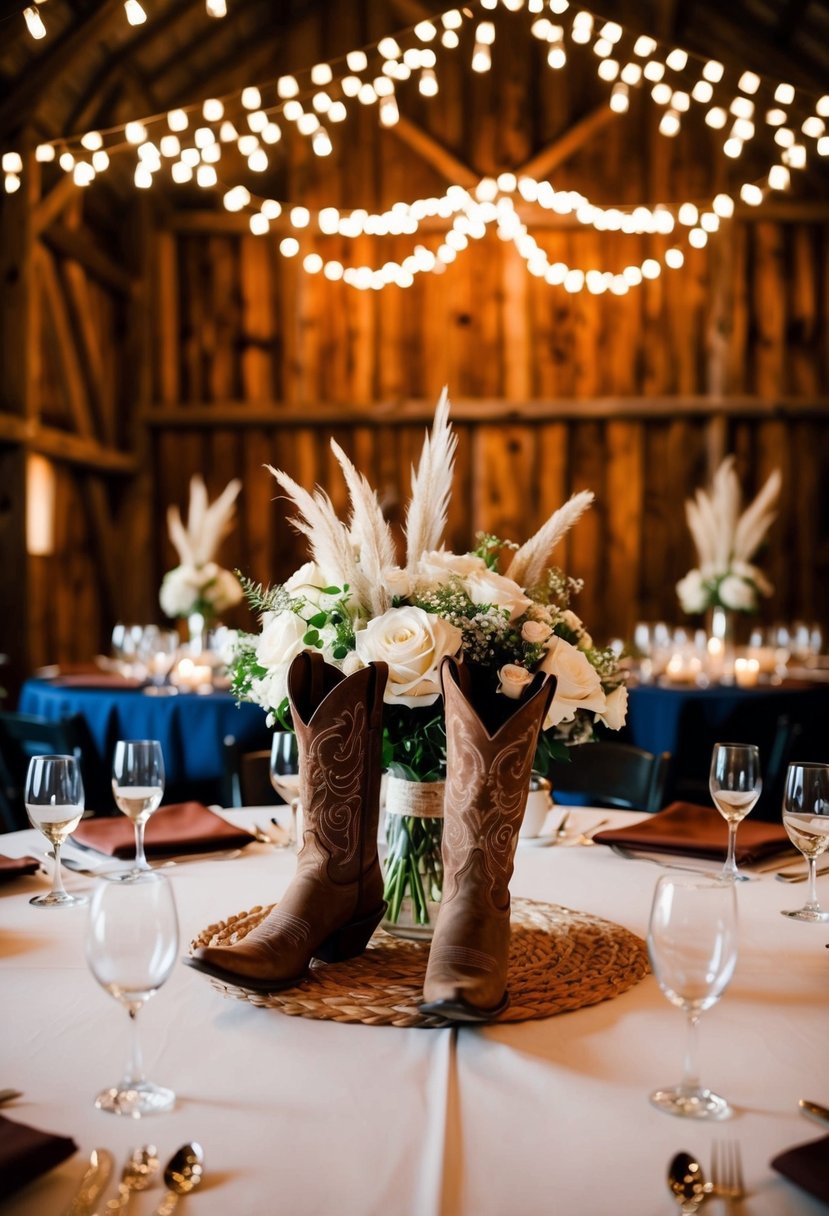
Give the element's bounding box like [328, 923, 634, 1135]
[718, 574, 756, 612]
[342, 651, 366, 677]
[354, 605, 462, 707]
[284, 560, 326, 594]
[207, 566, 243, 612]
[256, 611, 308, 671]
[522, 620, 552, 645]
[559, 609, 584, 635]
[597, 684, 628, 731]
[498, 664, 534, 700]
[464, 569, 533, 622]
[676, 568, 709, 614]
[384, 567, 413, 600]
[160, 565, 200, 617]
[540, 636, 607, 728]
[417, 550, 488, 581]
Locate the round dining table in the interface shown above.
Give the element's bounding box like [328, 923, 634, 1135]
[0, 805, 825, 1215]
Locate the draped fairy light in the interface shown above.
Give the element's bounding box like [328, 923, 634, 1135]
[17, 0, 227, 39]
[5, 0, 828, 292]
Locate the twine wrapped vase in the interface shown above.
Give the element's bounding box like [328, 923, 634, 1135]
[381, 776, 445, 940]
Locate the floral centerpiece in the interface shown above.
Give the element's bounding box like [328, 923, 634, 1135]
[676, 457, 781, 617]
[232, 391, 626, 933]
[159, 475, 244, 641]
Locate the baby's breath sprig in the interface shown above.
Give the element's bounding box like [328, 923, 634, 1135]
[473, 531, 518, 571]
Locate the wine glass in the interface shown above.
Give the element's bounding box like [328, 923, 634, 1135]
[270, 731, 301, 848]
[86, 870, 178, 1116]
[111, 740, 165, 872]
[647, 872, 738, 1120]
[709, 742, 762, 881]
[781, 762, 829, 923]
[24, 754, 87, 908]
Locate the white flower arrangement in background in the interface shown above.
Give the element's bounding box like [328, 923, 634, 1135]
[233, 390, 626, 779]
[159, 475, 244, 621]
[676, 457, 781, 615]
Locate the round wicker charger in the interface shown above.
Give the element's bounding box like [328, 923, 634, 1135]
[189, 898, 649, 1028]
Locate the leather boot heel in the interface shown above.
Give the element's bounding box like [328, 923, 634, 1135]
[313, 902, 387, 963]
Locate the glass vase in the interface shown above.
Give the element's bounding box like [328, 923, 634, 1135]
[380, 776, 445, 941]
[706, 604, 736, 684]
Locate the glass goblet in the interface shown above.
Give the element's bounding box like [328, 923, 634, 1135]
[86, 870, 178, 1116]
[709, 742, 762, 881]
[111, 740, 165, 872]
[270, 731, 301, 849]
[781, 762, 829, 923]
[24, 754, 87, 908]
[647, 872, 738, 1120]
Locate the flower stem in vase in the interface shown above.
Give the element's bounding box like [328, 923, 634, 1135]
[381, 778, 445, 940]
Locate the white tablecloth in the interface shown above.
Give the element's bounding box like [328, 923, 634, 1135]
[0, 807, 826, 1216]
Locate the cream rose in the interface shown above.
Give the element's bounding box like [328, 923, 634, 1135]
[384, 567, 413, 600]
[718, 574, 756, 612]
[597, 684, 628, 731]
[416, 550, 488, 581]
[498, 663, 534, 700]
[540, 635, 607, 728]
[354, 605, 462, 707]
[676, 568, 709, 614]
[521, 620, 552, 645]
[256, 611, 308, 673]
[464, 569, 532, 622]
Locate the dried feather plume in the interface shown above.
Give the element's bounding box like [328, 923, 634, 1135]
[505, 490, 595, 589]
[405, 386, 458, 573]
[330, 440, 397, 616]
[686, 457, 781, 570]
[167, 475, 241, 567]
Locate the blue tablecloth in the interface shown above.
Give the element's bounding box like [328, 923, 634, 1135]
[18, 679, 271, 808]
[623, 680, 829, 818]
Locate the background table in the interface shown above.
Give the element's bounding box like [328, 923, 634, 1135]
[18, 679, 271, 808]
[623, 681, 829, 819]
[0, 807, 825, 1216]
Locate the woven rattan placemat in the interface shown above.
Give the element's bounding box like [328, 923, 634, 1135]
[189, 897, 649, 1028]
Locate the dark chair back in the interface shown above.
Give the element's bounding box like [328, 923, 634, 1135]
[0, 711, 93, 832]
[552, 740, 671, 813]
[222, 736, 278, 808]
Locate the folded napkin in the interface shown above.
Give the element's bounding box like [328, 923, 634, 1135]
[771, 1134, 829, 1206]
[0, 855, 40, 885]
[593, 801, 791, 864]
[71, 802, 256, 858]
[0, 1113, 77, 1198]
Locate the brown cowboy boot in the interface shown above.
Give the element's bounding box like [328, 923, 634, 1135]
[186, 651, 388, 992]
[419, 657, 555, 1022]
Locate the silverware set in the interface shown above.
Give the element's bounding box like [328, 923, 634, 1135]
[667, 1141, 745, 1212]
[62, 1143, 203, 1215]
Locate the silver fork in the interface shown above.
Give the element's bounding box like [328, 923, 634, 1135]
[711, 1140, 745, 1206]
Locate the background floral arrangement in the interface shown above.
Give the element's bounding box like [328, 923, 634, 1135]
[233, 390, 627, 781]
[159, 475, 244, 622]
[676, 457, 782, 616]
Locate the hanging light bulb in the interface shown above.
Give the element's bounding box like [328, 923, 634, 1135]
[35, 144, 56, 162]
[124, 0, 146, 26]
[609, 81, 629, 112]
[471, 41, 492, 72]
[23, 5, 46, 38]
[167, 109, 188, 132]
[205, 0, 227, 15]
[768, 164, 790, 190]
[419, 68, 438, 96]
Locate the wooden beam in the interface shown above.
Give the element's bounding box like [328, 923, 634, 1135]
[0, 415, 136, 473]
[516, 104, 619, 180]
[41, 224, 135, 294]
[38, 247, 99, 439]
[390, 115, 479, 187]
[32, 173, 80, 237]
[0, 0, 126, 139]
[140, 396, 829, 427]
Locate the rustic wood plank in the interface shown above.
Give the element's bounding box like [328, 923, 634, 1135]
[41, 224, 134, 294]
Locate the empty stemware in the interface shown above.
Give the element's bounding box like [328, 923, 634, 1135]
[86, 870, 178, 1117]
[24, 754, 87, 908]
[270, 731, 301, 849]
[709, 742, 762, 881]
[781, 762, 829, 923]
[111, 740, 165, 872]
[648, 872, 738, 1120]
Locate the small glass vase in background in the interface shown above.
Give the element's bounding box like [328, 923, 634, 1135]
[706, 604, 736, 684]
[381, 776, 445, 941]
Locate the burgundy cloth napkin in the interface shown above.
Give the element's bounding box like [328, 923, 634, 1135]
[0, 1113, 77, 1198]
[771, 1134, 829, 1206]
[72, 802, 256, 858]
[593, 801, 791, 865]
[0, 855, 40, 885]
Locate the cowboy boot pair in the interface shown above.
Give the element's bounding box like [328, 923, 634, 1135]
[186, 651, 389, 993]
[419, 657, 555, 1023]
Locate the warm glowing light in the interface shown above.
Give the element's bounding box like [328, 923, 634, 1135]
[609, 82, 629, 112]
[167, 109, 188, 132]
[768, 164, 790, 190]
[36, 144, 56, 162]
[124, 0, 146, 26]
[740, 183, 763, 206]
[81, 131, 103, 151]
[241, 87, 261, 110]
[713, 193, 734, 217]
[775, 83, 795, 105]
[703, 60, 724, 83]
[23, 6, 46, 38]
[738, 70, 760, 94]
[203, 98, 224, 122]
[665, 48, 687, 72]
[2, 151, 23, 174]
[196, 164, 217, 187]
[705, 107, 727, 129]
[125, 121, 148, 144]
[280, 237, 300, 257]
[206, 0, 227, 15]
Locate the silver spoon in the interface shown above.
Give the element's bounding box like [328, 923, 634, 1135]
[107, 1145, 160, 1212]
[153, 1143, 205, 1215]
[667, 1151, 709, 1214]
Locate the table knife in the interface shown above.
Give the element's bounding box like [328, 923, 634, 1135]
[62, 1147, 114, 1216]
[799, 1099, 829, 1130]
[775, 863, 829, 883]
